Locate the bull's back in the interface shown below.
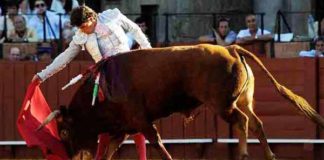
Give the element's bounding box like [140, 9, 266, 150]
[106, 44, 240, 117]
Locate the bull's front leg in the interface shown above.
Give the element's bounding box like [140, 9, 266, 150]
[105, 134, 129, 160]
[141, 124, 172, 160]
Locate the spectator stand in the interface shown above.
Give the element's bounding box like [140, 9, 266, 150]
[162, 12, 266, 45]
[0, 11, 71, 58]
[3, 11, 323, 59]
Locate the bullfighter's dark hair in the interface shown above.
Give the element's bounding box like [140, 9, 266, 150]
[70, 5, 97, 27]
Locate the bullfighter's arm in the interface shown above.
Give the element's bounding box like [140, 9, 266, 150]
[37, 41, 81, 81]
[117, 11, 151, 49]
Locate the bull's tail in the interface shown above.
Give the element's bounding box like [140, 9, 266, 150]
[231, 45, 324, 129]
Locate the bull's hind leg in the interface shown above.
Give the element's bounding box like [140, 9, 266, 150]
[221, 106, 249, 160]
[140, 124, 172, 160]
[239, 102, 276, 160]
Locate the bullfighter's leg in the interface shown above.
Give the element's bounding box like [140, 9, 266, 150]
[105, 134, 129, 160]
[133, 133, 147, 160]
[95, 133, 110, 160]
[221, 107, 249, 160]
[140, 124, 173, 160]
[95, 133, 147, 160]
[238, 102, 276, 160]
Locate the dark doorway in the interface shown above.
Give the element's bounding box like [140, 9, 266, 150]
[315, 0, 324, 35]
[141, 5, 158, 45]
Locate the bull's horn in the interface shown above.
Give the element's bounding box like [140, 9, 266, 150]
[36, 110, 61, 131]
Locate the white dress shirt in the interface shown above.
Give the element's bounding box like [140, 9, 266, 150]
[299, 50, 324, 57]
[237, 28, 271, 38]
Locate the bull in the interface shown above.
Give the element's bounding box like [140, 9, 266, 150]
[40, 44, 324, 160]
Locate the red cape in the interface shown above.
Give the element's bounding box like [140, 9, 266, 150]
[17, 81, 69, 159]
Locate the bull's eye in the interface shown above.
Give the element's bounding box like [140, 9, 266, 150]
[60, 129, 69, 140]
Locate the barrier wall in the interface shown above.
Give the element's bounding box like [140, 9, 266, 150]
[0, 58, 323, 159]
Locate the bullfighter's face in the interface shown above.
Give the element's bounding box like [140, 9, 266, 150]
[79, 17, 97, 34]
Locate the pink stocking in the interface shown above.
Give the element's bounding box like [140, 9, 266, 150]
[95, 133, 110, 160]
[133, 133, 147, 160]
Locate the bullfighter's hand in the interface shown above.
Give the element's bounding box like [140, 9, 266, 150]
[31, 74, 41, 85]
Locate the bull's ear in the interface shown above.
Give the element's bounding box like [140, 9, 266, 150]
[59, 105, 68, 115]
[56, 105, 67, 122]
[58, 105, 73, 123]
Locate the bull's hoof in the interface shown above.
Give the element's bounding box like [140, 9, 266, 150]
[266, 154, 276, 160]
[72, 150, 93, 160]
[240, 154, 249, 160]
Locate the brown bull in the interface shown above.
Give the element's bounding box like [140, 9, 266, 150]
[42, 44, 324, 160]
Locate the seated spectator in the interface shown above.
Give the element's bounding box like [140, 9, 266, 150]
[7, 15, 38, 42]
[28, 0, 60, 41]
[8, 47, 22, 61]
[236, 14, 273, 44]
[0, 1, 19, 40]
[135, 17, 148, 34]
[299, 36, 324, 57]
[50, 0, 79, 39]
[198, 18, 236, 46]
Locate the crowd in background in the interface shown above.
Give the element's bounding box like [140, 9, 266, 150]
[0, 0, 152, 62]
[0, 0, 79, 61]
[0, 0, 78, 42]
[0, 0, 324, 62]
[197, 14, 324, 57]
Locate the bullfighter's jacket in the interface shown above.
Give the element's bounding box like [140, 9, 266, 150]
[37, 8, 151, 81]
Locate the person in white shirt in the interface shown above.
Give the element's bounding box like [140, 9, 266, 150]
[299, 36, 324, 57]
[31, 5, 151, 160]
[236, 14, 273, 44]
[28, 0, 61, 41]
